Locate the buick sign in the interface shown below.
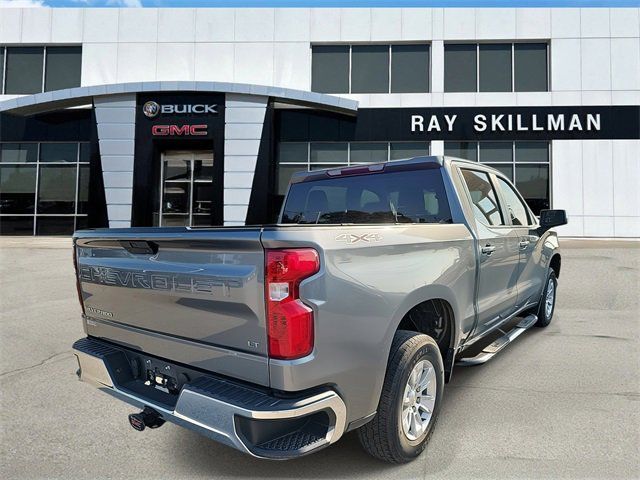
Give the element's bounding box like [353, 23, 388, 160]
[143, 101, 218, 117]
[143, 101, 160, 118]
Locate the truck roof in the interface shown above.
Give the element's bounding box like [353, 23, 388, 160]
[288, 155, 502, 185]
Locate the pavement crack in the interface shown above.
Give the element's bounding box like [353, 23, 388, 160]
[0, 351, 72, 378]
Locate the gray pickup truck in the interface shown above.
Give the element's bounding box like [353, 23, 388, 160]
[72, 156, 566, 463]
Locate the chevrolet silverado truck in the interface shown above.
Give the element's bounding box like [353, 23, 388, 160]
[72, 156, 567, 463]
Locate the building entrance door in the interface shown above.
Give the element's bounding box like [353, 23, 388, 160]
[158, 150, 214, 227]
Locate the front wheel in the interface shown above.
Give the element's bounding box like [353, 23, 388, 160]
[535, 270, 557, 327]
[357, 330, 444, 463]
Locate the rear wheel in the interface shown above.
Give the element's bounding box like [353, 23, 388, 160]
[535, 270, 557, 327]
[357, 330, 444, 463]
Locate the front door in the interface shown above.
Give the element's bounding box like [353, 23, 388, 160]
[158, 150, 214, 227]
[459, 168, 521, 337]
[494, 174, 543, 308]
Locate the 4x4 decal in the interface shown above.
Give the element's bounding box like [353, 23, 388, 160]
[335, 233, 383, 244]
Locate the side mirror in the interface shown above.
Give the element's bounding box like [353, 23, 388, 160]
[537, 209, 568, 234]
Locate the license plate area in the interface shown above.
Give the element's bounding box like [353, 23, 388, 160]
[114, 349, 208, 409]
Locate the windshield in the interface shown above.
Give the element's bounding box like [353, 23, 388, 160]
[281, 168, 452, 225]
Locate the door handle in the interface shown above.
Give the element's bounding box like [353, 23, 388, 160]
[481, 244, 496, 255]
[519, 240, 530, 250]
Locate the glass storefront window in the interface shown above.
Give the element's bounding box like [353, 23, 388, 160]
[514, 43, 548, 92]
[515, 141, 549, 162]
[277, 164, 304, 196]
[278, 143, 308, 164]
[0, 144, 38, 163]
[0, 165, 37, 214]
[445, 42, 549, 92]
[444, 141, 477, 161]
[164, 158, 191, 181]
[77, 165, 90, 215]
[37, 165, 77, 214]
[390, 142, 430, 161]
[0, 142, 89, 235]
[163, 185, 190, 214]
[2, 46, 81, 95]
[311, 45, 349, 94]
[485, 163, 514, 181]
[479, 142, 512, 163]
[479, 44, 512, 92]
[516, 164, 550, 214]
[4, 47, 44, 95]
[350, 143, 388, 164]
[40, 143, 78, 162]
[44, 47, 82, 92]
[444, 44, 477, 92]
[391, 45, 430, 93]
[312, 44, 430, 94]
[193, 183, 213, 216]
[36, 217, 76, 236]
[351, 45, 389, 94]
[193, 156, 213, 181]
[0, 216, 34, 235]
[310, 143, 348, 164]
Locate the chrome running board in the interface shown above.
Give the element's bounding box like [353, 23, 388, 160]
[456, 314, 538, 366]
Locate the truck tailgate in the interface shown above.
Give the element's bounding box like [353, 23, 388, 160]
[74, 228, 269, 386]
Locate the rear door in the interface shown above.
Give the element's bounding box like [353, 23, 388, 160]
[74, 228, 269, 386]
[458, 168, 520, 336]
[493, 175, 543, 308]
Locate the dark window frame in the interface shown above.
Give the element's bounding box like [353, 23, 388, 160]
[444, 41, 549, 93]
[1, 45, 82, 95]
[311, 43, 431, 94]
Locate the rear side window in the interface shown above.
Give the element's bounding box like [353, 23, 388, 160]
[460, 169, 504, 226]
[281, 168, 452, 224]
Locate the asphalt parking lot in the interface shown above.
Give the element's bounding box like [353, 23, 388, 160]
[1, 237, 638, 479]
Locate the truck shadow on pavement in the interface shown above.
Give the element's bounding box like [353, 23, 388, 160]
[172, 429, 398, 478]
[168, 370, 493, 478]
[169, 331, 548, 478]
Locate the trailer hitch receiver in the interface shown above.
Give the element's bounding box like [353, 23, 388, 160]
[128, 407, 165, 432]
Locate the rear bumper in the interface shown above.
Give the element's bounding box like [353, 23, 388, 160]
[72, 337, 347, 459]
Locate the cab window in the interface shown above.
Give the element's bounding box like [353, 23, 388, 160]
[460, 169, 504, 226]
[281, 168, 452, 224]
[495, 176, 531, 226]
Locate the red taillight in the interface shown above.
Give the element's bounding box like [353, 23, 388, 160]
[265, 249, 320, 360]
[72, 245, 85, 314]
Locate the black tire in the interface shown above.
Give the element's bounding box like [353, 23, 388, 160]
[535, 270, 557, 327]
[357, 330, 444, 463]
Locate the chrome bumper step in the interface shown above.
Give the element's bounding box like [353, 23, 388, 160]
[456, 314, 538, 366]
[72, 337, 347, 459]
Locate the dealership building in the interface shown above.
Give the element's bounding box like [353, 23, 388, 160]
[0, 6, 638, 237]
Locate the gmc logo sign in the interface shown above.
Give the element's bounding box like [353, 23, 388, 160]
[151, 124, 208, 136]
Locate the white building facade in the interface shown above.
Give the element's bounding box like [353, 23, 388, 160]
[0, 7, 638, 237]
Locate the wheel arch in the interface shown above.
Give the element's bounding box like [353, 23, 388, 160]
[550, 253, 561, 278]
[387, 285, 461, 383]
